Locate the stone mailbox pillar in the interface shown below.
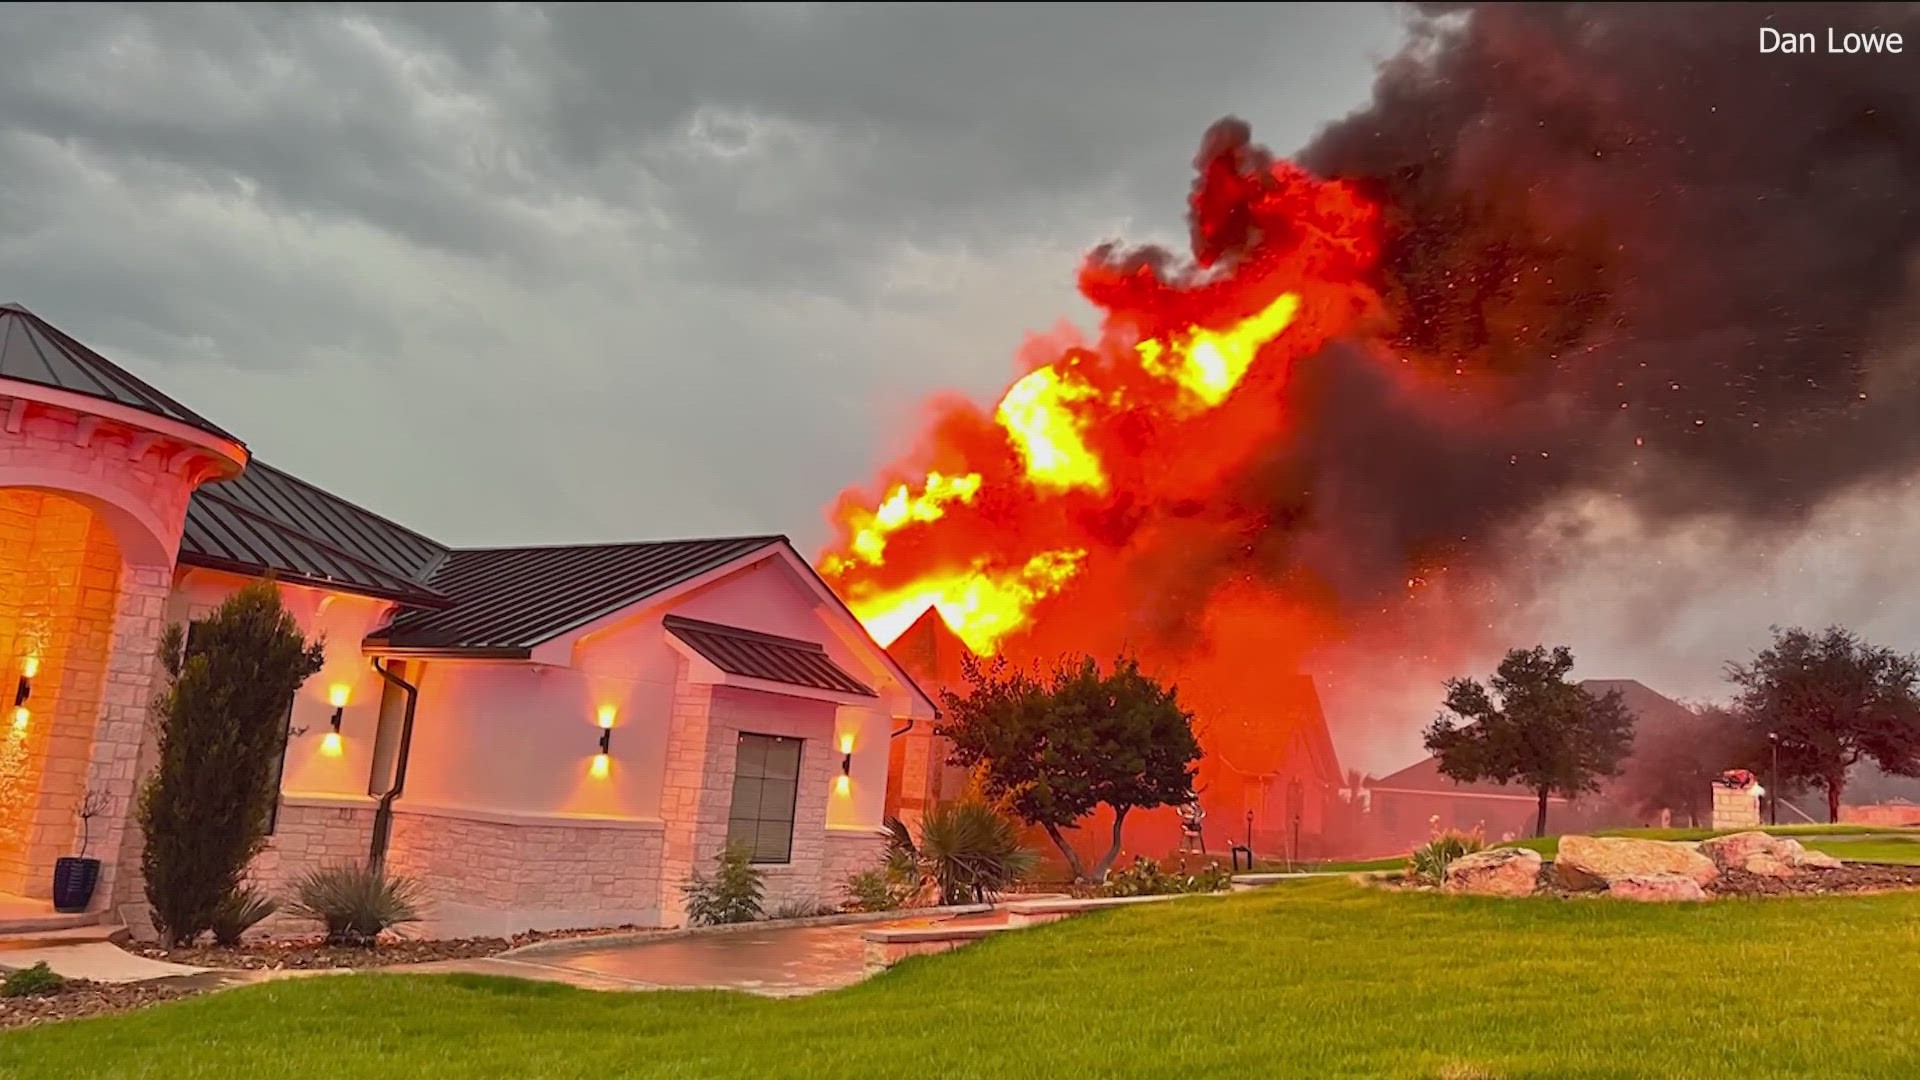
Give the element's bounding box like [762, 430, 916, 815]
[1710, 781, 1763, 831]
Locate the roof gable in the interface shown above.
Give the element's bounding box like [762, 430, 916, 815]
[367, 535, 785, 653]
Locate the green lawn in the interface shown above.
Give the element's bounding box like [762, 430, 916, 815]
[1270, 826, 1920, 873]
[8, 879, 1920, 1077]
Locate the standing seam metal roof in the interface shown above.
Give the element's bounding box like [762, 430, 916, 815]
[665, 614, 876, 697]
[0, 303, 242, 442]
[368, 535, 785, 652]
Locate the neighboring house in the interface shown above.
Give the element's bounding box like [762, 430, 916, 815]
[0, 303, 934, 937]
[884, 606, 1346, 867]
[1366, 679, 1700, 848]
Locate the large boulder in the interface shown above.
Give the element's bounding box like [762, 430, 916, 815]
[1608, 873, 1708, 903]
[1442, 848, 1543, 897]
[1699, 831, 1777, 872]
[1556, 835, 1720, 891]
[1700, 831, 1845, 876]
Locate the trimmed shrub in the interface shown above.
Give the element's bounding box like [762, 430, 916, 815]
[684, 845, 764, 926]
[288, 863, 424, 946]
[210, 886, 280, 947]
[2, 963, 66, 998]
[138, 579, 325, 946]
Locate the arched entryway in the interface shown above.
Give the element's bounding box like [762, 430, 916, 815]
[0, 488, 129, 898]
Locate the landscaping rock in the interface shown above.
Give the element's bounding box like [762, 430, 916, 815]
[1741, 853, 1796, 878]
[1607, 874, 1708, 903]
[1442, 848, 1542, 897]
[1791, 848, 1845, 871]
[1556, 835, 1719, 891]
[1699, 831, 1777, 871]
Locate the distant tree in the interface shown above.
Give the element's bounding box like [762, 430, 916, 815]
[139, 579, 324, 946]
[1727, 626, 1920, 823]
[1618, 703, 1754, 827]
[1424, 646, 1636, 837]
[938, 653, 1201, 883]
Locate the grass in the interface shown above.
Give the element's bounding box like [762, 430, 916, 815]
[7, 879, 1920, 1077]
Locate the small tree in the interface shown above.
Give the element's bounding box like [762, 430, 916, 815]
[938, 653, 1201, 882]
[1424, 645, 1636, 837]
[139, 579, 324, 946]
[1728, 625, 1920, 822]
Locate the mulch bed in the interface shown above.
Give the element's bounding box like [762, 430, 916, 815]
[131, 922, 661, 971]
[1707, 863, 1920, 897]
[0, 978, 207, 1032]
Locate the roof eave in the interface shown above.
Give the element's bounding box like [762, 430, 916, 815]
[177, 552, 453, 609]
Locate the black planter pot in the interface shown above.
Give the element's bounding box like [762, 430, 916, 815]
[51, 856, 101, 914]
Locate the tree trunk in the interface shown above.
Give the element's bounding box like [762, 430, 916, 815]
[1827, 774, 1845, 824]
[1090, 806, 1131, 882]
[1535, 788, 1550, 838]
[1040, 821, 1088, 883]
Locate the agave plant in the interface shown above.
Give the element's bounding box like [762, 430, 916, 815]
[1408, 829, 1486, 886]
[287, 863, 424, 946]
[915, 801, 1038, 904]
[210, 886, 279, 947]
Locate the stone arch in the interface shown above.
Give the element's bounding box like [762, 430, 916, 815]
[0, 469, 176, 572]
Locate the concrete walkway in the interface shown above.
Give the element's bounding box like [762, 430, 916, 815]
[413, 919, 925, 997]
[0, 941, 206, 984]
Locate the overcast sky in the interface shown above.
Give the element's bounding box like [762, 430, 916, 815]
[0, 2, 1403, 550]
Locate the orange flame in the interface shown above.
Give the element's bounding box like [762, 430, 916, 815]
[817, 155, 1382, 656]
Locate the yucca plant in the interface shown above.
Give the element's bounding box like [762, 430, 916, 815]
[1409, 829, 1486, 885]
[916, 800, 1038, 904]
[210, 886, 279, 947]
[288, 863, 424, 946]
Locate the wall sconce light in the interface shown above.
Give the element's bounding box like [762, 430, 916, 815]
[592, 706, 614, 778]
[836, 733, 853, 795]
[14, 656, 36, 708]
[328, 685, 349, 730]
[9, 706, 26, 734]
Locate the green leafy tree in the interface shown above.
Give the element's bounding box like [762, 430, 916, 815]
[1618, 703, 1756, 827]
[1424, 646, 1636, 837]
[1728, 626, 1920, 823]
[139, 578, 324, 946]
[938, 653, 1201, 882]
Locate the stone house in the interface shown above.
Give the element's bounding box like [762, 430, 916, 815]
[0, 303, 934, 938]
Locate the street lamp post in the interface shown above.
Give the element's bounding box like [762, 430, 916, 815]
[1768, 732, 1780, 826]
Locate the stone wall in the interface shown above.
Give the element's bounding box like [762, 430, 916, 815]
[819, 828, 887, 908]
[1711, 785, 1761, 831]
[384, 807, 665, 937]
[658, 680, 844, 921]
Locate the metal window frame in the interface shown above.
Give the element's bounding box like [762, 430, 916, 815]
[727, 732, 803, 865]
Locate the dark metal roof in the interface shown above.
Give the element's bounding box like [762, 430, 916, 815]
[182, 461, 452, 607]
[666, 615, 876, 697]
[368, 535, 785, 653]
[0, 303, 242, 442]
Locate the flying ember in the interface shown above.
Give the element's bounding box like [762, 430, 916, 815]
[816, 132, 1383, 657]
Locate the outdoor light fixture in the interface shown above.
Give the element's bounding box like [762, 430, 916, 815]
[13, 656, 35, 708]
[328, 685, 349, 730]
[9, 706, 26, 734]
[836, 733, 853, 795]
[592, 706, 614, 778]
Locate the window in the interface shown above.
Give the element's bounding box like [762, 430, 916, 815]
[726, 733, 803, 864]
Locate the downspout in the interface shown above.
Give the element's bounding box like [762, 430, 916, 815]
[367, 656, 419, 873]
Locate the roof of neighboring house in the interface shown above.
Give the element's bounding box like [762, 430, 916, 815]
[367, 535, 785, 654]
[1369, 679, 1689, 800]
[0, 303, 242, 443]
[181, 462, 452, 607]
[887, 607, 974, 695]
[666, 615, 876, 697]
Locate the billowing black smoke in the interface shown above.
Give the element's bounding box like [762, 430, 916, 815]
[1232, 2, 1920, 610]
